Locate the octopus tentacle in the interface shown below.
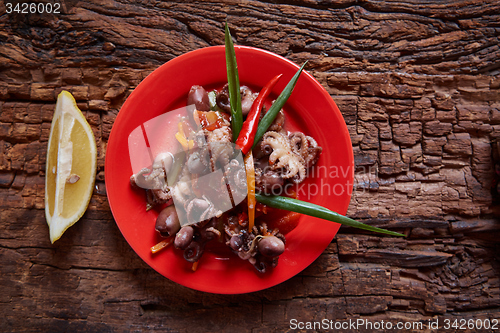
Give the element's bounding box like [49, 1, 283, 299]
[182, 218, 220, 262]
[288, 132, 323, 169]
[304, 146, 322, 168]
[306, 135, 318, 148]
[268, 109, 285, 132]
[184, 197, 222, 225]
[289, 132, 309, 158]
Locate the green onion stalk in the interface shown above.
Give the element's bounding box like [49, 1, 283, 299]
[224, 22, 243, 141]
[256, 194, 405, 237]
[224, 23, 403, 238]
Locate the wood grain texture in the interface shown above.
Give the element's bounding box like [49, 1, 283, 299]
[1, 0, 499, 332]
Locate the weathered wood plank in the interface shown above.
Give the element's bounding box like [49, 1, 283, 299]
[1, 0, 499, 331]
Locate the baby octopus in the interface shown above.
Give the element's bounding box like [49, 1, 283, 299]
[261, 131, 307, 183]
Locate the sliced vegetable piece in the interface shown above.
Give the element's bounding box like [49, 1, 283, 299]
[192, 261, 199, 271]
[224, 22, 243, 141]
[197, 111, 228, 131]
[208, 90, 217, 110]
[253, 62, 307, 148]
[255, 194, 405, 237]
[175, 132, 189, 151]
[151, 238, 174, 254]
[244, 151, 256, 232]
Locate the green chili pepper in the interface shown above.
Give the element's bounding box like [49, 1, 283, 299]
[252, 61, 307, 148]
[255, 194, 405, 237]
[224, 22, 243, 141]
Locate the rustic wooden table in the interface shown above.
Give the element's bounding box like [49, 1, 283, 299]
[1, 1, 499, 332]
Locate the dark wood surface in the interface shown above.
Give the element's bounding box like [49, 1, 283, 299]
[1, 1, 499, 332]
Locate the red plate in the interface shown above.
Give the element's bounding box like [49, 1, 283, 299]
[105, 46, 353, 294]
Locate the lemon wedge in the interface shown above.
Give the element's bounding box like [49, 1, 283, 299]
[45, 91, 97, 243]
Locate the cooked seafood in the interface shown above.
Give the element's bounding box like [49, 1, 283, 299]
[130, 81, 322, 272]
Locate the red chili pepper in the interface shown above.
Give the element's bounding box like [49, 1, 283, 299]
[235, 74, 282, 155]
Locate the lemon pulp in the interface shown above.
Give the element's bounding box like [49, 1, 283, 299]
[45, 91, 97, 243]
